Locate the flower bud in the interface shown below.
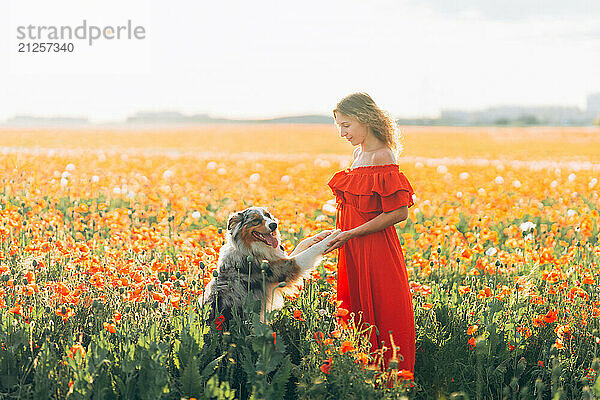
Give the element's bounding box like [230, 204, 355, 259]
[510, 377, 519, 391]
[551, 363, 562, 378]
[535, 378, 545, 392]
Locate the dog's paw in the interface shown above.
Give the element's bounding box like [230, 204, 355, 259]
[293, 229, 342, 269]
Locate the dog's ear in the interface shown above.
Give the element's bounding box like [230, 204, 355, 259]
[227, 212, 243, 232]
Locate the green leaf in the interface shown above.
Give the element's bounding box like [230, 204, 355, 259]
[201, 353, 226, 379]
[180, 357, 203, 397]
[269, 356, 292, 399]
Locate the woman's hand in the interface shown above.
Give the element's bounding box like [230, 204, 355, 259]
[290, 229, 335, 256]
[323, 230, 355, 254]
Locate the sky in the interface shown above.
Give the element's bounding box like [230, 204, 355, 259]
[2, 0, 600, 122]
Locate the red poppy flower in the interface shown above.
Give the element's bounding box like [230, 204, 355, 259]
[320, 357, 332, 374]
[468, 337, 476, 349]
[214, 315, 225, 331]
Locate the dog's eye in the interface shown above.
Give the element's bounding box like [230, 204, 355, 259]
[251, 219, 261, 226]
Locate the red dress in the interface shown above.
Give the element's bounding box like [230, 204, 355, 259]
[327, 164, 416, 372]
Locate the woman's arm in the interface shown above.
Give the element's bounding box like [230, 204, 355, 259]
[323, 206, 408, 253]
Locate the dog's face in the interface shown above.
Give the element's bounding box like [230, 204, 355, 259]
[227, 207, 281, 250]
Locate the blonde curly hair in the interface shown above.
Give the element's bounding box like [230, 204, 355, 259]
[333, 92, 404, 158]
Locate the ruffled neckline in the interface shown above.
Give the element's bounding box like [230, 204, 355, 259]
[344, 163, 400, 174]
[328, 164, 414, 197]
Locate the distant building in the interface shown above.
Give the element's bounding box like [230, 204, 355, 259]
[587, 93, 600, 120]
[441, 104, 593, 126]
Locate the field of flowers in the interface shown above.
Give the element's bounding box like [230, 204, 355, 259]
[1, 125, 600, 399]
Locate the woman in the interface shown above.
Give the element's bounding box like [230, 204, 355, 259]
[324, 92, 416, 373]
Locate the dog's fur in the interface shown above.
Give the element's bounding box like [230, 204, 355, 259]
[202, 206, 339, 323]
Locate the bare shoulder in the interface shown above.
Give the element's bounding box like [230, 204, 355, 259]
[371, 148, 396, 165]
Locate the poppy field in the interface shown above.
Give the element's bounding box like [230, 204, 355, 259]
[1, 125, 600, 399]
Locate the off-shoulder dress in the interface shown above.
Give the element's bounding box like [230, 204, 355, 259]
[328, 164, 416, 372]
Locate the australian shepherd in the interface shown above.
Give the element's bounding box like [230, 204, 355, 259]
[202, 206, 340, 323]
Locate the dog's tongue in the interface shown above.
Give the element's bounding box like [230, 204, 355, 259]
[265, 233, 279, 249]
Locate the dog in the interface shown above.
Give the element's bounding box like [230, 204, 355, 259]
[201, 206, 340, 324]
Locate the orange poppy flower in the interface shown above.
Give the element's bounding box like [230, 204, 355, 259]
[68, 344, 86, 359]
[293, 309, 305, 321]
[103, 322, 116, 334]
[336, 307, 349, 318]
[55, 307, 75, 322]
[354, 352, 369, 367]
[25, 271, 35, 283]
[543, 309, 558, 324]
[583, 275, 595, 285]
[477, 286, 492, 299]
[9, 304, 22, 316]
[340, 340, 354, 354]
[152, 291, 166, 302]
[458, 285, 471, 294]
[330, 330, 342, 338]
